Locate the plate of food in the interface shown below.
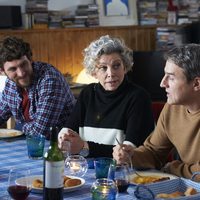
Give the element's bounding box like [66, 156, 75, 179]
[129, 171, 177, 185]
[0, 129, 23, 139]
[16, 175, 85, 194]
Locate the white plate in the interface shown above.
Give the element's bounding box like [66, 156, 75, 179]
[129, 171, 178, 185]
[0, 129, 23, 139]
[16, 175, 85, 194]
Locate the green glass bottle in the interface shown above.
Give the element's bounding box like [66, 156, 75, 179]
[43, 127, 64, 200]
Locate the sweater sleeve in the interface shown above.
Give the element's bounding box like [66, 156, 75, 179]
[131, 104, 200, 179]
[165, 159, 200, 179]
[131, 105, 174, 170]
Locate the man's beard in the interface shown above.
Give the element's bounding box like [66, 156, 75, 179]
[14, 74, 33, 88]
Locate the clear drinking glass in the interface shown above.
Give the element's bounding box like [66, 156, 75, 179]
[7, 168, 32, 200]
[107, 163, 130, 193]
[61, 140, 71, 160]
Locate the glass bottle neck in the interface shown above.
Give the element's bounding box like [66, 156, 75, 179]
[167, 0, 177, 11]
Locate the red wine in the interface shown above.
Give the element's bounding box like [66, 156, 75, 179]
[7, 185, 30, 200]
[44, 188, 63, 200]
[115, 179, 129, 193]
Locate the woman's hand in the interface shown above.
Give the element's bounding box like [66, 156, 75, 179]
[58, 128, 84, 154]
[112, 144, 134, 165]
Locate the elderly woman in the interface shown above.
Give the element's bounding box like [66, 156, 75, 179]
[59, 35, 155, 158]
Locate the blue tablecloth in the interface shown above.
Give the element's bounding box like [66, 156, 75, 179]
[0, 135, 136, 200]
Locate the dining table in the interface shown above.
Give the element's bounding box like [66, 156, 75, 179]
[0, 134, 137, 200]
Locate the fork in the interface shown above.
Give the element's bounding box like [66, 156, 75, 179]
[115, 139, 144, 177]
[134, 171, 143, 177]
[115, 138, 133, 169]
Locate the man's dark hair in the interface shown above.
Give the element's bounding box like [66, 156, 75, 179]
[164, 44, 200, 82]
[0, 36, 32, 69]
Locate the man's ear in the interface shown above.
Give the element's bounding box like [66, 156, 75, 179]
[0, 68, 5, 75]
[193, 77, 200, 91]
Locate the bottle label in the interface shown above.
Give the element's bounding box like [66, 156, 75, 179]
[45, 161, 64, 188]
[167, 11, 176, 25]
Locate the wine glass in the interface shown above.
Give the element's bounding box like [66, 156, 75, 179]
[61, 140, 71, 160]
[65, 155, 88, 177]
[7, 168, 32, 200]
[107, 163, 130, 193]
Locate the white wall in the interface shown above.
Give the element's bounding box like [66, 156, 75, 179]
[0, 0, 93, 13]
[48, 0, 92, 13]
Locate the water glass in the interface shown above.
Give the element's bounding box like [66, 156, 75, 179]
[94, 157, 115, 179]
[91, 178, 118, 200]
[61, 140, 71, 159]
[26, 134, 45, 159]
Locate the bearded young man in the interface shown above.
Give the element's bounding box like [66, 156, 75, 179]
[0, 36, 76, 137]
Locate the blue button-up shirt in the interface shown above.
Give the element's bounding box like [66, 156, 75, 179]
[0, 62, 76, 136]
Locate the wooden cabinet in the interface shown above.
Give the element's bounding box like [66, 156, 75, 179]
[0, 26, 156, 79]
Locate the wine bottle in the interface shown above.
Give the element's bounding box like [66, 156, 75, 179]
[43, 127, 64, 200]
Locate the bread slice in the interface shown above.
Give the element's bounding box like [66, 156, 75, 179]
[184, 187, 197, 196]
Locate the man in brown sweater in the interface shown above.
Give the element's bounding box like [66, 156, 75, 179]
[113, 44, 200, 179]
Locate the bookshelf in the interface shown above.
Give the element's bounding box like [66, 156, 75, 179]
[137, 0, 200, 26]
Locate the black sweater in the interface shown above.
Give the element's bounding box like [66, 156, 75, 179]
[67, 78, 155, 158]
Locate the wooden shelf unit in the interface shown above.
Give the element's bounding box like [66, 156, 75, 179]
[0, 26, 157, 79]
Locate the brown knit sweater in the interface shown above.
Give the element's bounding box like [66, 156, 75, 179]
[132, 103, 200, 178]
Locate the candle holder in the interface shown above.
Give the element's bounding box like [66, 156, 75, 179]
[65, 155, 88, 177]
[91, 178, 118, 200]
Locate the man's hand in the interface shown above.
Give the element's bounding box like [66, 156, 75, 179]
[112, 144, 134, 165]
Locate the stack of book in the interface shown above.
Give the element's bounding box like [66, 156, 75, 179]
[62, 15, 76, 28]
[75, 4, 99, 27]
[25, 0, 48, 29]
[48, 11, 62, 29]
[137, 0, 200, 25]
[177, 0, 200, 25]
[61, 4, 99, 28]
[177, 1, 190, 25]
[156, 27, 177, 50]
[187, 0, 200, 22]
[157, 1, 168, 25]
[137, 0, 157, 25]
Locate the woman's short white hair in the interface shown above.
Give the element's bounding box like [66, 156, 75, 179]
[83, 35, 133, 75]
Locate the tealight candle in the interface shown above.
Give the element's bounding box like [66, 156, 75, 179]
[102, 186, 109, 194]
[70, 162, 81, 172]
